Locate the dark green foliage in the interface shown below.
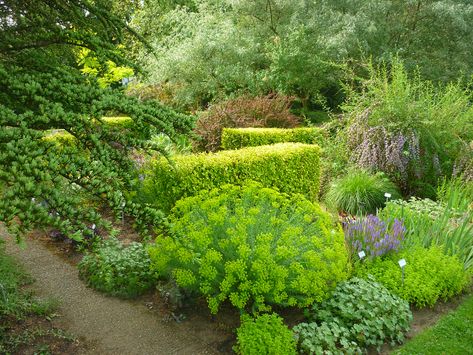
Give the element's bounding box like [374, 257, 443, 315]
[140, 143, 321, 213]
[221, 127, 323, 150]
[234, 313, 296, 355]
[294, 277, 412, 353]
[148, 183, 349, 314]
[78, 238, 157, 298]
[325, 170, 400, 215]
[0, 0, 195, 241]
[356, 246, 470, 308]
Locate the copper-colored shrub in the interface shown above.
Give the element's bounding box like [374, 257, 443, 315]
[193, 94, 301, 152]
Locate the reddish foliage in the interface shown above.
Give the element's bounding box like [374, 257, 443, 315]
[193, 94, 302, 152]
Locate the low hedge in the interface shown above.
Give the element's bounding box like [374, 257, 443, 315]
[221, 127, 323, 150]
[140, 143, 321, 213]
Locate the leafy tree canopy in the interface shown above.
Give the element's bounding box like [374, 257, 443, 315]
[0, 0, 194, 240]
[131, 0, 473, 109]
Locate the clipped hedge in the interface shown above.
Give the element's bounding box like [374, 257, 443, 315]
[221, 127, 323, 150]
[140, 143, 321, 213]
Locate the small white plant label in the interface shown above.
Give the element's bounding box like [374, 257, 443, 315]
[398, 259, 407, 268]
[92, 224, 96, 230]
[358, 251, 366, 259]
[384, 192, 392, 199]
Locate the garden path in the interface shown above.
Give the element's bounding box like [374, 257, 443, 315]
[3, 229, 226, 355]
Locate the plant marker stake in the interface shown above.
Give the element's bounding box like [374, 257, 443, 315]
[358, 250, 366, 261]
[398, 258, 407, 287]
[384, 192, 392, 202]
[92, 223, 96, 237]
[121, 201, 126, 224]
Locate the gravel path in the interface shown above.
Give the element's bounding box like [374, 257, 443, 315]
[3, 231, 225, 355]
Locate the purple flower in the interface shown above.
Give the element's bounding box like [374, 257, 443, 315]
[343, 215, 405, 259]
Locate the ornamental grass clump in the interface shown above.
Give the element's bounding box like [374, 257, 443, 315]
[148, 183, 349, 314]
[325, 169, 400, 215]
[344, 214, 405, 259]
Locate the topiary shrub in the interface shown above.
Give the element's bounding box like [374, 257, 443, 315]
[356, 246, 470, 308]
[234, 313, 296, 355]
[140, 143, 321, 213]
[78, 238, 157, 298]
[221, 127, 323, 150]
[193, 94, 301, 152]
[148, 183, 349, 314]
[293, 277, 412, 353]
[325, 169, 400, 215]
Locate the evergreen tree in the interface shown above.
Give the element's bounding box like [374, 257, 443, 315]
[0, 0, 193, 240]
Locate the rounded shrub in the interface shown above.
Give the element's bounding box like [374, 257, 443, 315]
[78, 238, 157, 298]
[294, 277, 412, 353]
[148, 183, 349, 314]
[234, 313, 296, 355]
[356, 246, 470, 307]
[325, 169, 401, 215]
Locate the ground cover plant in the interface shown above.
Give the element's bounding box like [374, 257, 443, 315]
[235, 313, 296, 355]
[78, 238, 157, 298]
[325, 169, 400, 215]
[140, 143, 321, 213]
[148, 183, 349, 314]
[0, 244, 79, 354]
[294, 277, 412, 354]
[395, 293, 473, 354]
[356, 246, 470, 308]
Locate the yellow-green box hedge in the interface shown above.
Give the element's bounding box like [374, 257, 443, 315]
[140, 143, 321, 213]
[221, 127, 323, 150]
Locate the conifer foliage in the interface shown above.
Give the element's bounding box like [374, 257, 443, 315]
[0, 0, 193, 239]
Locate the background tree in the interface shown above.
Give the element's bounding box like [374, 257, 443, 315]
[131, 0, 473, 110]
[0, 0, 194, 240]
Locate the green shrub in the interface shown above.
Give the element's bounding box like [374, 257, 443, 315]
[235, 313, 297, 355]
[193, 94, 301, 152]
[294, 277, 412, 353]
[356, 246, 470, 308]
[148, 183, 349, 314]
[379, 193, 473, 269]
[221, 127, 323, 150]
[325, 170, 400, 215]
[341, 60, 473, 196]
[78, 238, 157, 298]
[140, 143, 321, 213]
